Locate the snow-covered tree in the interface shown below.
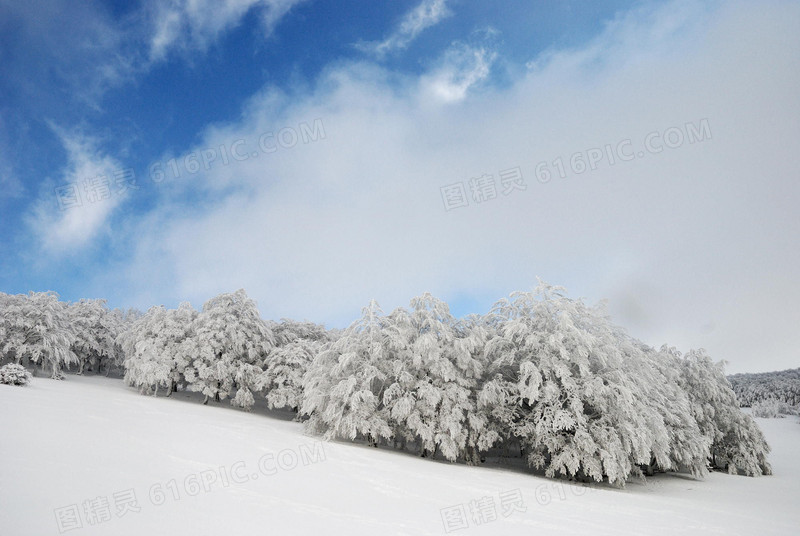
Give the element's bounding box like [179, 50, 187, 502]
[632, 344, 709, 477]
[483, 282, 683, 486]
[675, 349, 771, 476]
[256, 319, 331, 412]
[0, 363, 33, 385]
[303, 294, 494, 463]
[379, 294, 489, 462]
[183, 290, 274, 409]
[302, 300, 393, 445]
[67, 299, 124, 375]
[118, 303, 198, 396]
[119, 306, 170, 394]
[0, 293, 24, 364]
[0, 291, 76, 379]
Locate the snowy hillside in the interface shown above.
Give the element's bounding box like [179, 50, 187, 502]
[2, 375, 798, 536]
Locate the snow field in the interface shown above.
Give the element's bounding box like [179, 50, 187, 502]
[1, 375, 798, 535]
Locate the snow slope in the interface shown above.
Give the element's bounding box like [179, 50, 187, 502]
[1, 375, 798, 535]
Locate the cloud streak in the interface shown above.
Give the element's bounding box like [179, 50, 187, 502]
[147, 0, 307, 61]
[421, 41, 496, 103]
[357, 0, 452, 57]
[27, 128, 127, 256]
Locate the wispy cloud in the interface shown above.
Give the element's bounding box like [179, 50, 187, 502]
[420, 41, 496, 103]
[357, 0, 452, 57]
[146, 0, 307, 62]
[0, 0, 306, 107]
[27, 128, 126, 255]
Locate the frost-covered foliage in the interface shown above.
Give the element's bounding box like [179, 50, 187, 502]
[256, 319, 331, 411]
[117, 292, 339, 414]
[482, 283, 709, 486]
[380, 294, 488, 462]
[118, 303, 198, 396]
[67, 299, 125, 375]
[302, 283, 772, 486]
[303, 295, 490, 462]
[728, 368, 800, 407]
[0, 363, 33, 386]
[303, 300, 394, 444]
[636, 345, 709, 477]
[183, 290, 275, 409]
[0, 291, 76, 379]
[674, 349, 771, 476]
[0, 292, 130, 380]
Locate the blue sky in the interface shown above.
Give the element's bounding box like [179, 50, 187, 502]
[1, 0, 799, 373]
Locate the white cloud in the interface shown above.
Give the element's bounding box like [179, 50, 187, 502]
[357, 0, 452, 57]
[115, 0, 800, 373]
[27, 129, 125, 255]
[147, 0, 307, 61]
[420, 42, 496, 103]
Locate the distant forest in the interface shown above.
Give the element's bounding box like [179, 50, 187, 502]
[728, 368, 800, 407]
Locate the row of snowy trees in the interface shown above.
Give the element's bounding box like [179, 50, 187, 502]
[0, 284, 773, 486]
[0, 292, 130, 379]
[118, 289, 332, 412]
[302, 284, 771, 485]
[728, 368, 800, 407]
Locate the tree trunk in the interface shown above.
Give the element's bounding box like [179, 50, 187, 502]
[421, 445, 437, 459]
[50, 362, 64, 380]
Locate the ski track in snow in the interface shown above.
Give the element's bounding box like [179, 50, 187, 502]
[1, 375, 798, 535]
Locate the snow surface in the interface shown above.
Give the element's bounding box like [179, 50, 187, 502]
[1, 375, 798, 535]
